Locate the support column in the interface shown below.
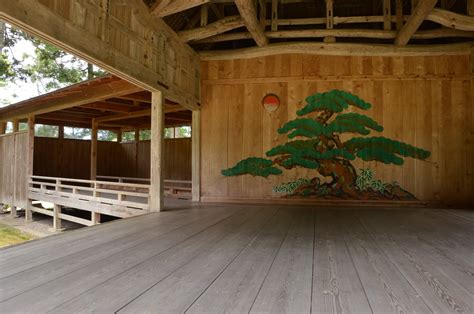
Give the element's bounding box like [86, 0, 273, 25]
[91, 212, 101, 225]
[53, 204, 62, 230]
[192, 110, 201, 202]
[25, 116, 35, 222]
[117, 130, 122, 143]
[90, 121, 98, 180]
[150, 91, 164, 212]
[12, 119, 19, 132]
[11, 119, 19, 217]
[0, 122, 6, 134]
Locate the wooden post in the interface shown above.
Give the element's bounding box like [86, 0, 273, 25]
[150, 91, 164, 212]
[383, 0, 392, 30]
[192, 110, 201, 202]
[53, 204, 62, 230]
[117, 129, 122, 143]
[469, 0, 474, 18]
[91, 212, 101, 225]
[11, 206, 18, 217]
[90, 121, 98, 180]
[12, 119, 19, 132]
[25, 116, 35, 223]
[0, 122, 6, 134]
[324, 0, 336, 43]
[200, 4, 208, 27]
[271, 0, 278, 31]
[135, 129, 140, 176]
[396, 0, 403, 30]
[259, 0, 266, 27]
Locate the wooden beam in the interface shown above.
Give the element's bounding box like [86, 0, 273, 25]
[199, 42, 473, 60]
[192, 110, 200, 202]
[151, 0, 210, 18]
[150, 91, 164, 212]
[266, 28, 474, 39]
[395, 0, 438, 46]
[0, 79, 141, 122]
[12, 119, 19, 132]
[426, 8, 474, 31]
[271, 0, 278, 31]
[179, 16, 245, 42]
[0, 0, 200, 110]
[235, 0, 268, 46]
[469, 0, 474, 16]
[81, 102, 134, 113]
[0, 122, 6, 134]
[90, 121, 98, 180]
[383, 0, 392, 30]
[259, 0, 267, 27]
[201, 4, 209, 27]
[94, 109, 151, 124]
[198, 28, 474, 43]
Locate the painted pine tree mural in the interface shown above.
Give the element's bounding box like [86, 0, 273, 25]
[222, 90, 431, 200]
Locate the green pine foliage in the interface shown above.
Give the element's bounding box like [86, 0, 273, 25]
[344, 137, 431, 165]
[297, 89, 372, 115]
[221, 157, 282, 177]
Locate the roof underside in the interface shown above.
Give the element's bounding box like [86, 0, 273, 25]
[149, 0, 473, 51]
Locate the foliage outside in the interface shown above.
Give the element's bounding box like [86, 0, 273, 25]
[222, 90, 431, 200]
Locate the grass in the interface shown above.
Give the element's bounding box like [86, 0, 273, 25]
[0, 223, 35, 248]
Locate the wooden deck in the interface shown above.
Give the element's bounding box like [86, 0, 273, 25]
[0, 204, 472, 313]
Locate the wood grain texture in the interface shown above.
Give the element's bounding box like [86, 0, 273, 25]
[201, 54, 473, 206]
[0, 205, 472, 313]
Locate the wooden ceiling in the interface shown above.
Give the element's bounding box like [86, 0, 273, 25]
[0, 75, 191, 130]
[146, 0, 474, 52]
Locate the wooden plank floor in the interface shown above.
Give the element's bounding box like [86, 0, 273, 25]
[0, 204, 472, 313]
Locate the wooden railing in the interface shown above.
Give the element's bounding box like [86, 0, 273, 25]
[96, 175, 192, 199]
[28, 175, 150, 227]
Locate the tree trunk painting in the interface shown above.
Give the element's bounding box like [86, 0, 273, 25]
[221, 90, 431, 200]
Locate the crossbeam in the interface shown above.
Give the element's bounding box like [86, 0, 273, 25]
[395, 0, 438, 46]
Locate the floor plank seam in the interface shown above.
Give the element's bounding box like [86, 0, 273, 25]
[182, 209, 282, 313]
[32, 210, 241, 312]
[248, 210, 296, 313]
[113, 208, 266, 313]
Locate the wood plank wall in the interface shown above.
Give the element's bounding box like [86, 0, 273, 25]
[34, 137, 191, 181]
[0, 132, 28, 208]
[200, 54, 473, 206]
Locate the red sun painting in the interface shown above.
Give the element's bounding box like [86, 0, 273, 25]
[262, 94, 280, 112]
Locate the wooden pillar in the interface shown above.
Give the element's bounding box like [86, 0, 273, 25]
[11, 206, 18, 217]
[135, 129, 140, 176]
[91, 212, 101, 225]
[25, 116, 35, 223]
[469, 0, 474, 18]
[53, 204, 62, 230]
[383, 0, 392, 30]
[396, 0, 403, 30]
[117, 130, 122, 143]
[150, 91, 164, 212]
[192, 110, 201, 202]
[0, 122, 6, 134]
[12, 119, 19, 132]
[324, 0, 335, 43]
[271, 0, 278, 31]
[90, 121, 98, 180]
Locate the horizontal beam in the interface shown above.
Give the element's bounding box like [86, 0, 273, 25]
[179, 16, 245, 42]
[199, 42, 473, 60]
[427, 8, 474, 31]
[195, 28, 474, 44]
[0, 79, 141, 122]
[94, 109, 151, 124]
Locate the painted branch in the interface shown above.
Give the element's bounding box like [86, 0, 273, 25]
[235, 0, 268, 46]
[179, 16, 245, 42]
[395, 0, 438, 46]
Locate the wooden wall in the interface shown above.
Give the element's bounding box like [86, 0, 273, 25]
[34, 137, 191, 181]
[200, 54, 473, 206]
[0, 132, 28, 208]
